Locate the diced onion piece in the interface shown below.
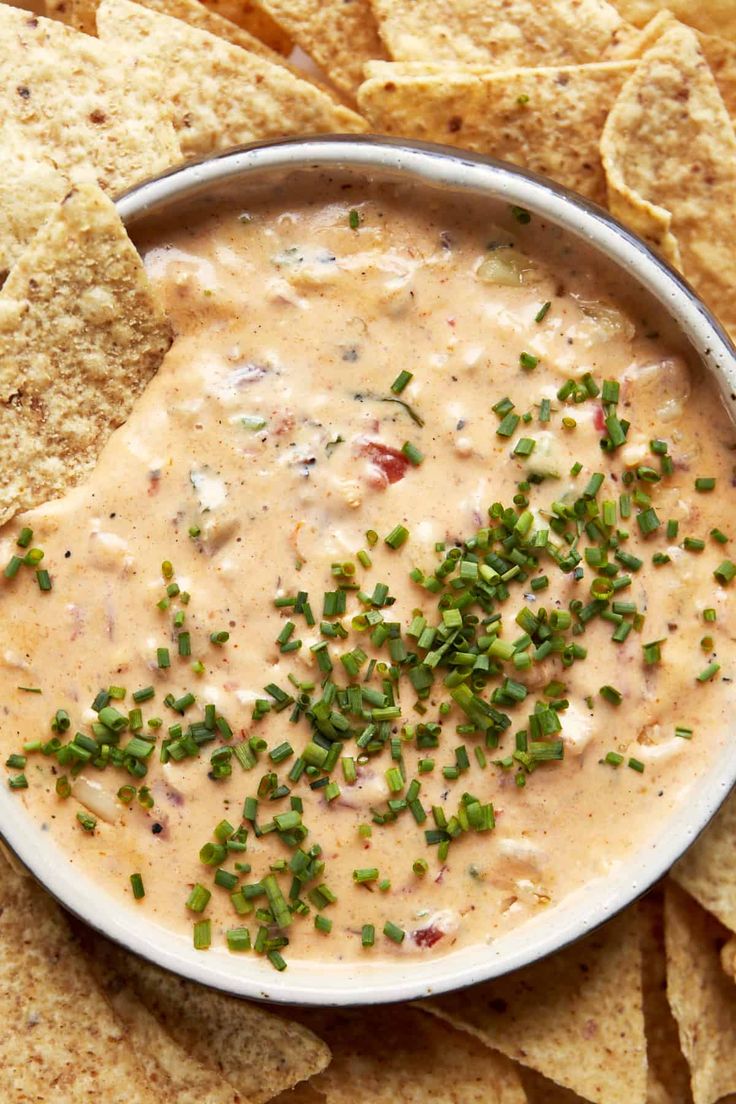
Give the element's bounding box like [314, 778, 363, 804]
[71, 775, 121, 824]
[476, 250, 527, 286]
[581, 301, 635, 340]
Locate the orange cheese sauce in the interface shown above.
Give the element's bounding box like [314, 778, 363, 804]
[0, 176, 734, 964]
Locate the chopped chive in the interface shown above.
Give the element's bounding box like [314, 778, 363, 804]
[695, 477, 716, 492]
[186, 884, 212, 913]
[599, 685, 623, 706]
[383, 921, 405, 944]
[384, 525, 409, 550]
[157, 647, 170, 669]
[130, 873, 145, 899]
[401, 441, 424, 466]
[210, 631, 230, 645]
[697, 661, 721, 682]
[361, 924, 375, 947]
[348, 208, 360, 230]
[226, 927, 252, 952]
[193, 919, 211, 950]
[519, 352, 539, 371]
[628, 757, 645, 773]
[535, 301, 551, 323]
[391, 370, 413, 395]
[604, 751, 624, 767]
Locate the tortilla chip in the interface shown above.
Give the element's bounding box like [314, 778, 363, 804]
[96, 0, 365, 159]
[0, 182, 172, 524]
[639, 888, 693, 1104]
[75, 928, 331, 1103]
[520, 1069, 589, 1103]
[61, 0, 290, 48]
[368, 0, 637, 66]
[291, 1005, 526, 1104]
[614, 0, 736, 40]
[89, 953, 243, 1104]
[255, 0, 386, 98]
[629, 12, 736, 123]
[0, 6, 180, 270]
[0, 853, 159, 1103]
[722, 936, 736, 982]
[270, 1088, 327, 1104]
[198, 0, 291, 52]
[357, 61, 636, 205]
[672, 791, 736, 933]
[422, 909, 646, 1104]
[665, 882, 736, 1104]
[600, 23, 736, 334]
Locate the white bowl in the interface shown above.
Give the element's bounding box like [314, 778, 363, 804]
[4, 137, 736, 1006]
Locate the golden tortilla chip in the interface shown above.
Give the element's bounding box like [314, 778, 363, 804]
[600, 23, 736, 334]
[96, 0, 365, 158]
[422, 909, 646, 1104]
[520, 1068, 588, 1103]
[0, 6, 180, 270]
[292, 1005, 526, 1104]
[0, 182, 172, 525]
[357, 61, 636, 204]
[0, 853, 159, 1102]
[76, 928, 331, 1103]
[61, 0, 291, 48]
[614, 0, 736, 40]
[672, 792, 736, 933]
[255, 0, 386, 98]
[639, 888, 693, 1104]
[665, 882, 736, 1104]
[629, 12, 736, 122]
[89, 953, 243, 1104]
[722, 935, 736, 982]
[368, 0, 637, 66]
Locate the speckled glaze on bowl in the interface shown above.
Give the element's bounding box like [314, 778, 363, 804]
[3, 136, 735, 1006]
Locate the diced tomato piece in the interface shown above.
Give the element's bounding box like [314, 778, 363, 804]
[593, 404, 605, 432]
[362, 441, 409, 484]
[412, 924, 444, 948]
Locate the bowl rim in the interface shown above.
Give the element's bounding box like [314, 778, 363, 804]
[4, 135, 736, 1007]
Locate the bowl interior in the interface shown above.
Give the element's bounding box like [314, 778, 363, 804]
[4, 137, 736, 1005]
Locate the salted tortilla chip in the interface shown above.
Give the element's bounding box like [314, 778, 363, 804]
[600, 23, 736, 334]
[369, 0, 637, 66]
[358, 61, 636, 205]
[422, 909, 646, 1104]
[292, 1005, 526, 1104]
[0, 6, 180, 270]
[63, 0, 290, 48]
[255, 0, 386, 98]
[722, 936, 736, 982]
[89, 953, 243, 1104]
[520, 1069, 589, 1103]
[639, 888, 693, 1104]
[614, 0, 736, 40]
[0, 182, 172, 525]
[96, 0, 365, 158]
[76, 928, 331, 1103]
[629, 12, 736, 122]
[672, 792, 736, 933]
[665, 882, 736, 1104]
[0, 853, 159, 1102]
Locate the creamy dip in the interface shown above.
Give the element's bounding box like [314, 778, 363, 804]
[1, 175, 735, 968]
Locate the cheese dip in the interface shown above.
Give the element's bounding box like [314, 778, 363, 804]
[1, 175, 734, 969]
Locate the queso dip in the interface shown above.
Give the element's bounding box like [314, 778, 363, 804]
[1, 176, 734, 969]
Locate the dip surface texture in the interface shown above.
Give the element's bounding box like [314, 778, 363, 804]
[1, 177, 734, 967]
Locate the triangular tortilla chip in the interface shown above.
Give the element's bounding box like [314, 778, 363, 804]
[613, 0, 736, 40]
[357, 61, 636, 204]
[76, 928, 331, 1104]
[66, 0, 288, 62]
[291, 1006, 526, 1104]
[0, 7, 180, 270]
[639, 888, 693, 1104]
[56, 0, 292, 50]
[421, 909, 647, 1104]
[89, 951, 244, 1104]
[600, 23, 736, 334]
[0, 182, 172, 524]
[0, 854, 159, 1103]
[96, 0, 365, 158]
[672, 791, 736, 933]
[368, 0, 638, 66]
[520, 1068, 588, 1103]
[254, 0, 386, 98]
[629, 12, 736, 123]
[665, 882, 736, 1104]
